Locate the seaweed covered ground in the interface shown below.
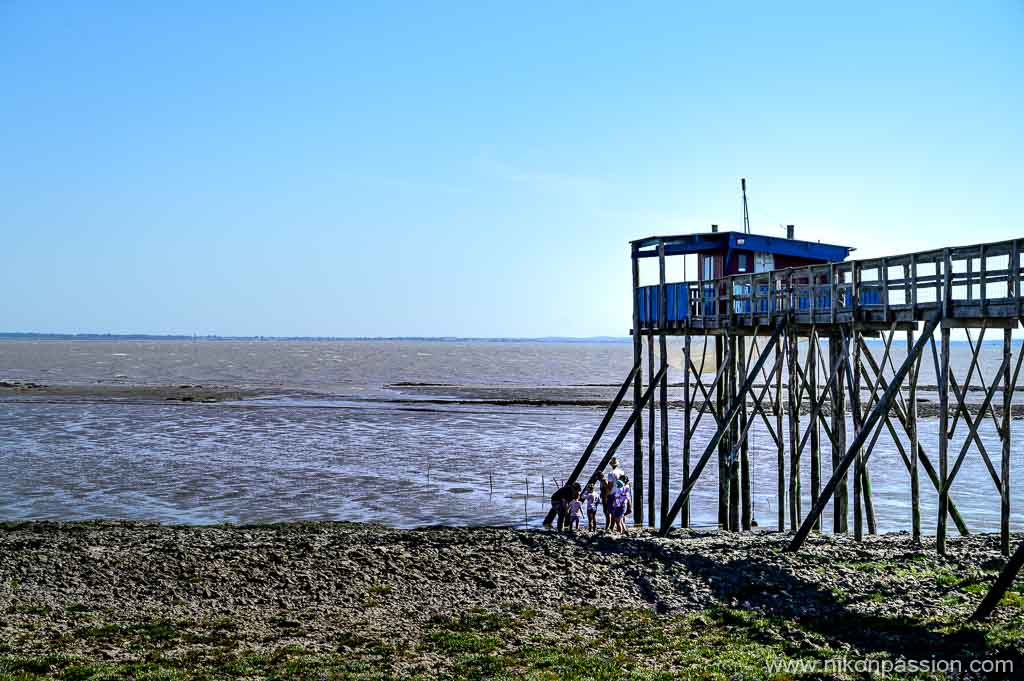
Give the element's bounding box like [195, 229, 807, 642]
[1, 522, 1023, 679]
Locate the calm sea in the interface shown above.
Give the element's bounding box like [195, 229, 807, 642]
[0, 338, 1020, 534]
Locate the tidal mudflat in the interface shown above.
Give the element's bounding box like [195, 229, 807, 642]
[1, 521, 1023, 679]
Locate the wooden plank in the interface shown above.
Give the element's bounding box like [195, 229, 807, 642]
[659, 249, 670, 528]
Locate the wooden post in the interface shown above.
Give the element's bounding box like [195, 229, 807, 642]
[717, 335, 728, 528]
[682, 332, 691, 528]
[647, 332, 655, 527]
[852, 327, 863, 540]
[658, 243, 669, 528]
[740, 334, 751, 531]
[973, 538, 1024, 621]
[808, 328, 820, 531]
[938, 325, 950, 555]
[728, 333, 740, 531]
[632, 247, 644, 528]
[788, 326, 801, 530]
[908, 327, 921, 543]
[776, 332, 786, 532]
[830, 333, 848, 535]
[1002, 327, 1011, 556]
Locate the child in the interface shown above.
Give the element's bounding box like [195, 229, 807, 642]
[568, 492, 583, 531]
[609, 480, 627, 533]
[584, 483, 600, 531]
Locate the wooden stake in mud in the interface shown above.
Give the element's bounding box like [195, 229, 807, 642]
[1002, 327, 1012, 557]
[808, 328, 820, 532]
[788, 326, 801, 530]
[739, 334, 751, 532]
[728, 333, 740, 532]
[647, 332, 656, 527]
[717, 335, 728, 528]
[938, 325, 950, 556]
[659, 241, 670, 528]
[829, 333, 847, 535]
[631, 246, 644, 528]
[682, 332, 692, 528]
[908, 327, 921, 542]
[776, 333, 786, 532]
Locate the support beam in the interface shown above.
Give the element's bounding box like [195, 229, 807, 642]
[682, 332, 691, 528]
[938, 325, 951, 555]
[659, 245, 670, 528]
[908, 327, 921, 543]
[740, 334, 751, 531]
[1002, 328, 1012, 557]
[829, 333, 847, 535]
[808, 328, 820, 532]
[716, 335, 728, 528]
[973, 538, 1024, 621]
[647, 332, 655, 527]
[786, 310, 941, 553]
[788, 327, 801, 530]
[631, 249, 644, 528]
[776, 335, 785, 532]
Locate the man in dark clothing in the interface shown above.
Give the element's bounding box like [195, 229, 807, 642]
[549, 482, 581, 532]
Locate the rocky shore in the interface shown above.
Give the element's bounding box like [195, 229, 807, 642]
[2, 522, 1023, 679]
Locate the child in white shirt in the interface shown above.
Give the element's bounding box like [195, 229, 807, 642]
[584, 483, 601, 531]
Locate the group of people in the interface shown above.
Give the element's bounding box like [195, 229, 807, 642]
[546, 457, 632, 533]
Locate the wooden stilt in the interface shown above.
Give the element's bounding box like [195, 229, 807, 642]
[657, 243, 668, 528]
[908, 326, 921, 543]
[938, 325, 950, 556]
[728, 334, 740, 532]
[973, 538, 1024, 620]
[852, 326, 863, 541]
[647, 332, 655, 527]
[776, 334, 786, 532]
[716, 335, 728, 528]
[682, 332, 691, 528]
[1003, 327, 1012, 557]
[830, 332, 848, 535]
[740, 334, 752, 531]
[808, 328, 820, 532]
[632, 249, 644, 528]
[788, 327, 801, 531]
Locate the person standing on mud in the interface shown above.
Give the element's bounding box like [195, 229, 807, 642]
[599, 471, 613, 530]
[547, 481, 580, 531]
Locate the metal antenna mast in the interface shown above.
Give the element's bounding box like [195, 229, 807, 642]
[741, 178, 751, 234]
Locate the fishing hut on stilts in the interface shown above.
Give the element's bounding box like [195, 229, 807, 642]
[552, 182, 1024, 620]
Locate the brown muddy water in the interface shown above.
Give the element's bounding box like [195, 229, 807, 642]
[0, 338, 1021, 533]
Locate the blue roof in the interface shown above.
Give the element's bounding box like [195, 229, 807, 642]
[632, 230, 853, 262]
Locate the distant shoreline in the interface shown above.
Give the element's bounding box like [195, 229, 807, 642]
[0, 332, 631, 343]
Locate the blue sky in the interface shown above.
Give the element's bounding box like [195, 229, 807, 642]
[2, 2, 1021, 337]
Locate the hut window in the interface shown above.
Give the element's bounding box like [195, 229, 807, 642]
[738, 254, 749, 272]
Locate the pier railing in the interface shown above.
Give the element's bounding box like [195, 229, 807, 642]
[637, 237, 1023, 330]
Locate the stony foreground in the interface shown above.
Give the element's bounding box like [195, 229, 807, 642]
[1, 522, 1023, 679]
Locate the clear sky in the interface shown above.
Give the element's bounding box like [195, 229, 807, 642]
[2, 2, 1021, 337]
